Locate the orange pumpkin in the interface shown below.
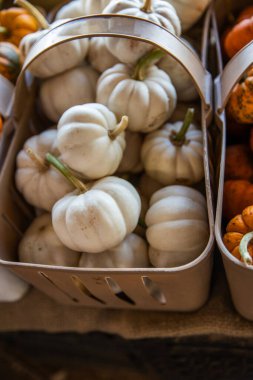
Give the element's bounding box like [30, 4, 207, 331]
[0, 42, 21, 83]
[227, 68, 253, 124]
[223, 7, 253, 58]
[223, 180, 253, 221]
[0, 115, 3, 140]
[223, 205, 253, 265]
[0, 7, 39, 47]
[225, 145, 253, 181]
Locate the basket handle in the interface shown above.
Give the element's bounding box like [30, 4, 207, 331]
[18, 14, 212, 110]
[215, 40, 253, 114]
[0, 75, 14, 119]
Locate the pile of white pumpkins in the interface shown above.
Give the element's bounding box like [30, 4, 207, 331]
[16, 0, 211, 270]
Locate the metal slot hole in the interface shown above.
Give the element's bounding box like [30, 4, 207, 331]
[71, 275, 105, 304]
[39, 272, 79, 303]
[142, 276, 167, 305]
[105, 277, 135, 305]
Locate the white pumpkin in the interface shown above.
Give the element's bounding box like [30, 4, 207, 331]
[103, 0, 181, 65]
[50, 173, 141, 253]
[15, 129, 74, 211]
[158, 39, 198, 101]
[40, 65, 98, 123]
[88, 37, 120, 73]
[0, 268, 29, 302]
[57, 103, 127, 179]
[84, 0, 111, 14]
[138, 173, 162, 200]
[146, 185, 209, 267]
[55, 0, 85, 20]
[96, 60, 177, 132]
[117, 130, 143, 173]
[165, 0, 211, 31]
[141, 109, 204, 185]
[79, 233, 149, 268]
[20, 20, 89, 78]
[19, 213, 80, 266]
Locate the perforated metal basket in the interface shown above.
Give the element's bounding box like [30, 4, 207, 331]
[214, 0, 253, 320]
[0, 12, 214, 310]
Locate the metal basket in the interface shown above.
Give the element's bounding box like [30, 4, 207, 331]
[0, 13, 214, 310]
[214, 0, 253, 320]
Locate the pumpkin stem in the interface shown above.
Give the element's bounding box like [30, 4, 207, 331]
[141, 0, 153, 13]
[170, 108, 195, 146]
[239, 232, 253, 266]
[109, 116, 128, 139]
[14, 0, 49, 29]
[25, 147, 48, 171]
[45, 153, 88, 193]
[0, 26, 8, 36]
[132, 49, 165, 81]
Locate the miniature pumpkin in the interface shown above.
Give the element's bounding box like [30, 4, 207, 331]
[223, 7, 253, 58]
[15, 129, 74, 211]
[88, 37, 120, 73]
[102, 0, 181, 65]
[223, 180, 253, 221]
[40, 65, 98, 122]
[19, 1, 89, 79]
[84, 0, 111, 14]
[223, 205, 253, 265]
[0, 4, 39, 47]
[146, 185, 209, 267]
[97, 50, 177, 132]
[165, 0, 211, 31]
[0, 267, 29, 302]
[55, 0, 85, 20]
[79, 233, 149, 268]
[227, 68, 253, 124]
[158, 38, 198, 101]
[19, 213, 80, 266]
[225, 145, 253, 181]
[57, 103, 127, 179]
[117, 130, 143, 174]
[47, 155, 141, 253]
[141, 108, 204, 185]
[0, 42, 21, 83]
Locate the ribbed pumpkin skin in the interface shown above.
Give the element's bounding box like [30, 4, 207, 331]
[227, 69, 253, 124]
[223, 7, 253, 58]
[223, 206, 253, 262]
[0, 8, 38, 47]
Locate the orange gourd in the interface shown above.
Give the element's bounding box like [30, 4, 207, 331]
[0, 42, 21, 83]
[0, 115, 3, 137]
[225, 145, 253, 181]
[223, 180, 253, 221]
[223, 205, 253, 265]
[223, 6, 253, 58]
[227, 68, 253, 124]
[0, 7, 39, 47]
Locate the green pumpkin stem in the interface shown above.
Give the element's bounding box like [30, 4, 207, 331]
[46, 153, 88, 193]
[109, 116, 128, 139]
[141, 0, 153, 13]
[14, 0, 49, 29]
[170, 108, 195, 146]
[25, 147, 48, 171]
[132, 49, 165, 81]
[239, 232, 253, 266]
